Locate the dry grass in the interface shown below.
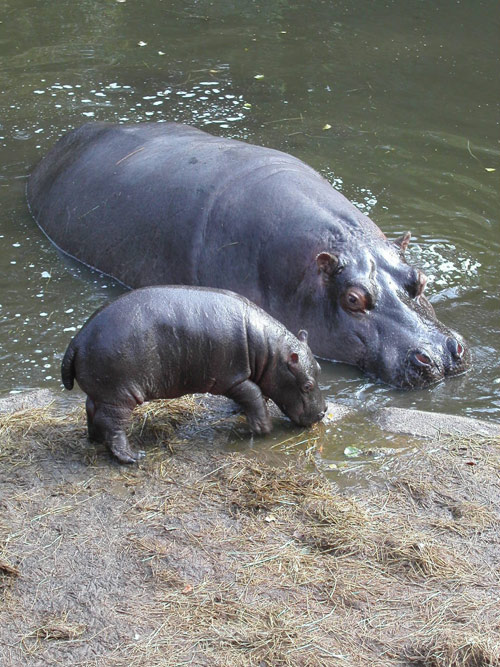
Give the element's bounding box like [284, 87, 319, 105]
[373, 530, 472, 579]
[0, 396, 202, 464]
[0, 404, 85, 458]
[0, 555, 20, 578]
[130, 396, 202, 441]
[27, 613, 87, 641]
[429, 500, 498, 536]
[405, 629, 500, 666]
[217, 458, 333, 512]
[298, 496, 370, 556]
[117, 580, 348, 666]
[1, 400, 499, 666]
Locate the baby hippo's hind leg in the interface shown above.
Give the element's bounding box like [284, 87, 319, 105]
[88, 400, 144, 464]
[85, 396, 99, 442]
[226, 380, 272, 435]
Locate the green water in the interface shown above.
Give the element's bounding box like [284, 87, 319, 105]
[1, 0, 498, 467]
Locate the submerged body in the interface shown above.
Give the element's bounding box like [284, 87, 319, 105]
[62, 286, 326, 463]
[30, 122, 470, 388]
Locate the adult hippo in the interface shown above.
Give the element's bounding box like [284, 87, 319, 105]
[27, 122, 470, 388]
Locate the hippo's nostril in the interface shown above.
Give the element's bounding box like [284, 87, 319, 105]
[413, 351, 432, 367]
[447, 337, 464, 360]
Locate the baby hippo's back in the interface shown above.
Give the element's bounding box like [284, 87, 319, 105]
[65, 285, 281, 405]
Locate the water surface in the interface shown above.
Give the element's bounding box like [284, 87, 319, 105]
[1, 0, 498, 467]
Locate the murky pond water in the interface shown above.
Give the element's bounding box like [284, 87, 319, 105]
[1, 0, 498, 467]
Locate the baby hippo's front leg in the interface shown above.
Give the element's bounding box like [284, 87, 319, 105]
[226, 380, 272, 435]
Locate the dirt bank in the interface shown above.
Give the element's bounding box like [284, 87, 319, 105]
[1, 396, 499, 666]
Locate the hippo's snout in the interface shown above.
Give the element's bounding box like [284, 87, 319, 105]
[446, 336, 465, 361]
[445, 335, 471, 377]
[404, 347, 441, 388]
[411, 350, 433, 368]
[403, 334, 470, 389]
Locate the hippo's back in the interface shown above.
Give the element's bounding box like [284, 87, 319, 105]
[27, 122, 377, 293]
[28, 123, 213, 287]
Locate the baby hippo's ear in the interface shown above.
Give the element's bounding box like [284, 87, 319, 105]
[297, 329, 308, 343]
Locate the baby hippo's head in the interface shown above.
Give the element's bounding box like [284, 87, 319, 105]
[265, 330, 326, 428]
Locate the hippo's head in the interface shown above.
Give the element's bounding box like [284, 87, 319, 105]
[264, 330, 326, 426]
[314, 231, 471, 388]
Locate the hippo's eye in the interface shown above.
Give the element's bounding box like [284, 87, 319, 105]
[341, 287, 369, 313]
[302, 380, 315, 393]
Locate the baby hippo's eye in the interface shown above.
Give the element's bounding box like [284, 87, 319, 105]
[341, 287, 369, 313]
[302, 380, 315, 393]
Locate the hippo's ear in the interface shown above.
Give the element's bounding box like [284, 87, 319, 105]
[297, 329, 308, 344]
[394, 231, 411, 254]
[316, 252, 339, 277]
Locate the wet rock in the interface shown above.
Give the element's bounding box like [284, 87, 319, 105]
[371, 407, 500, 439]
[0, 389, 56, 414]
[323, 401, 354, 423]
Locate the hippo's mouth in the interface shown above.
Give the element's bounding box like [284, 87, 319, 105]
[278, 399, 326, 428]
[295, 412, 326, 427]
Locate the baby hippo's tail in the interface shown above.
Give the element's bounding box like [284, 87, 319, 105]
[61, 338, 77, 390]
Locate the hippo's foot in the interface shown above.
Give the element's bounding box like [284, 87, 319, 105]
[86, 400, 140, 463]
[246, 413, 272, 436]
[226, 380, 272, 437]
[109, 435, 144, 464]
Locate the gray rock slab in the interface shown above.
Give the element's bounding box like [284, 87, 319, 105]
[371, 407, 500, 439]
[0, 389, 56, 415]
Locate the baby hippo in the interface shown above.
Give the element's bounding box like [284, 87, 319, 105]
[62, 286, 326, 463]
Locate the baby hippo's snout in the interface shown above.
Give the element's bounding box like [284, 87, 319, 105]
[285, 396, 326, 429]
[300, 403, 327, 428]
[297, 384, 327, 427]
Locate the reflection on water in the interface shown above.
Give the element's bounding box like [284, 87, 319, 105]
[0, 1, 498, 473]
[14, 77, 251, 139]
[4, 74, 251, 145]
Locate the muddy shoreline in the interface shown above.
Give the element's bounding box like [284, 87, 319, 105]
[1, 392, 499, 666]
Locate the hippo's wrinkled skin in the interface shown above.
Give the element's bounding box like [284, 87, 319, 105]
[29, 122, 470, 388]
[61, 286, 326, 463]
